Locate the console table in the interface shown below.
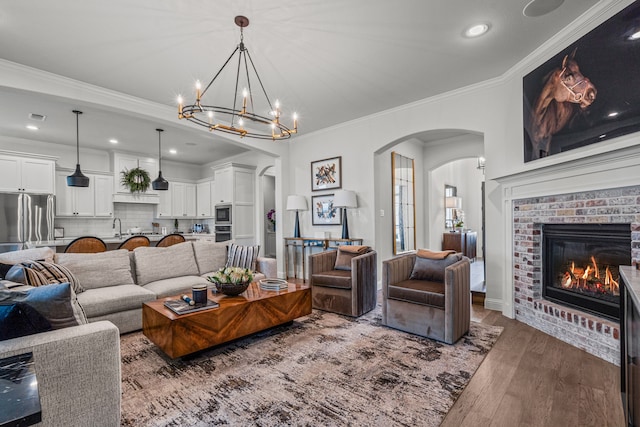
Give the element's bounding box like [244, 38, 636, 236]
[284, 237, 363, 282]
[442, 231, 477, 261]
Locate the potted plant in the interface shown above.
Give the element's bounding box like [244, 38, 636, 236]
[266, 209, 276, 231]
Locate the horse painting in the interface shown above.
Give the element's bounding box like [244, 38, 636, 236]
[529, 49, 597, 159]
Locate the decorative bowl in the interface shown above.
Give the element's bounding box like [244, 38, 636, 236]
[213, 281, 251, 296]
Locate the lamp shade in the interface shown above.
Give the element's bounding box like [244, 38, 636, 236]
[286, 195, 308, 211]
[445, 196, 462, 209]
[333, 190, 357, 208]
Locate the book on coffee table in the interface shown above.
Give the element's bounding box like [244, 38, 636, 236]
[164, 299, 219, 315]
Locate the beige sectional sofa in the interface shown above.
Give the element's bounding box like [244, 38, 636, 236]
[2, 240, 276, 333]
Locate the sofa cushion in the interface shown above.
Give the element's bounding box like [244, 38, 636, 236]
[388, 279, 445, 308]
[0, 247, 55, 264]
[55, 250, 135, 290]
[409, 253, 462, 282]
[77, 285, 156, 318]
[0, 302, 52, 341]
[225, 243, 260, 270]
[311, 269, 352, 289]
[134, 242, 200, 286]
[0, 282, 88, 329]
[143, 276, 210, 299]
[192, 241, 228, 275]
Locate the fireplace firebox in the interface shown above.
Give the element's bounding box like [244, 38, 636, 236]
[542, 223, 631, 321]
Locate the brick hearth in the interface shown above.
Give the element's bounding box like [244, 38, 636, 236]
[512, 185, 640, 365]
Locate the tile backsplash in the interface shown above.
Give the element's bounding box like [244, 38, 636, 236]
[54, 203, 213, 238]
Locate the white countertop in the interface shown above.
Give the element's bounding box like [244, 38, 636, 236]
[621, 265, 640, 308]
[30, 233, 216, 247]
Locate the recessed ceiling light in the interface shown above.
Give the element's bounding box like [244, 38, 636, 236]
[185, 142, 197, 146]
[169, 149, 177, 155]
[109, 138, 118, 144]
[608, 112, 619, 118]
[25, 124, 39, 130]
[599, 134, 607, 139]
[464, 23, 490, 38]
[28, 113, 46, 122]
[629, 30, 640, 41]
[523, 0, 564, 18]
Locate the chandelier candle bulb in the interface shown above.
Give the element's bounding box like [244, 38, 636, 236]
[195, 80, 202, 104]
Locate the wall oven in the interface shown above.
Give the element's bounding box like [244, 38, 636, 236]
[215, 225, 232, 242]
[215, 204, 232, 225]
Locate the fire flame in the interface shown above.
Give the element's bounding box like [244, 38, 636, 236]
[558, 256, 619, 296]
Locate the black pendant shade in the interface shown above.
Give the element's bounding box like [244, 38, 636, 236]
[67, 110, 90, 187]
[152, 128, 169, 191]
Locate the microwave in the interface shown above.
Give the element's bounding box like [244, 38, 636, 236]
[215, 204, 232, 224]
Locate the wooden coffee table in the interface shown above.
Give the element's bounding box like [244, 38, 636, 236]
[142, 281, 311, 358]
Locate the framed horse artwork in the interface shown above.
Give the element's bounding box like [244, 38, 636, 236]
[523, 2, 640, 162]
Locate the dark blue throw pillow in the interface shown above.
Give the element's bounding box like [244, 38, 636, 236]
[0, 302, 52, 341]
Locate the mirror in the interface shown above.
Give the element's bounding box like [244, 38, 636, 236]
[444, 185, 457, 229]
[392, 152, 416, 254]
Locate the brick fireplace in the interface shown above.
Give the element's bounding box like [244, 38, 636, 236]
[512, 185, 640, 365]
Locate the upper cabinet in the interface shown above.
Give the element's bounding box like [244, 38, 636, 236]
[196, 181, 212, 217]
[112, 152, 159, 203]
[213, 167, 233, 204]
[0, 154, 55, 194]
[55, 170, 113, 217]
[171, 182, 197, 217]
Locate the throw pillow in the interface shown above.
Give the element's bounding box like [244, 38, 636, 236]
[21, 260, 83, 294]
[0, 282, 88, 330]
[0, 263, 13, 279]
[334, 246, 371, 271]
[0, 302, 52, 341]
[225, 243, 260, 271]
[409, 253, 462, 282]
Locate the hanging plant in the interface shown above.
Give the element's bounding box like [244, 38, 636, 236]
[121, 167, 151, 193]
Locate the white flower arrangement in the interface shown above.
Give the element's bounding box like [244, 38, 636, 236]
[206, 267, 254, 285]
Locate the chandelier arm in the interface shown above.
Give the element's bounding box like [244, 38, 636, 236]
[230, 48, 244, 128]
[245, 50, 274, 111]
[243, 50, 255, 113]
[201, 45, 240, 97]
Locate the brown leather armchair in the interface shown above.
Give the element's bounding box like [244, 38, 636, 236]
[382, 252, 470, 344]
[309, 247, 377, 317]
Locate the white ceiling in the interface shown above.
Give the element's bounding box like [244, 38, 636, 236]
[0, 0, 599, 165]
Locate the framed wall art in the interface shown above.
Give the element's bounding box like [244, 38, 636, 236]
[311, 194, 342, 225]
[311, 156, 342, 191]
[523, 2, 640, 162]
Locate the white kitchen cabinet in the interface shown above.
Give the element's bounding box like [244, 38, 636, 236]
[156, 187, 172, 217]
[196, 181, 212, 217]
[213, 167, 233, 204]
[93, 174, 114, 217]
[171, 182, 197, 217]
[113, 152, 158, 195]
[55, 170, 94, 216]
[0, 154, 55, 194]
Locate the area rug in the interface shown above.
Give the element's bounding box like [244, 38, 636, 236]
[120, 306, 502, 426]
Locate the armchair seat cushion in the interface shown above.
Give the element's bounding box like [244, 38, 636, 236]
[311, 270, 352, 289]
[388, 279, 445, 308]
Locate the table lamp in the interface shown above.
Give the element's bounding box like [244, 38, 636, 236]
[333, 190, 357, 239]
[286, 195, 308, 238]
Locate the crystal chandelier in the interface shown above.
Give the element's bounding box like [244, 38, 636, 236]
[178, 16, 298, 140]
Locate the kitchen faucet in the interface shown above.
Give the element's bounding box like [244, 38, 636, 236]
[113, 217, 122, 238]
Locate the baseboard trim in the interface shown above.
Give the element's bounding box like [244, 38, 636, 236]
[484, 297, 503, 312]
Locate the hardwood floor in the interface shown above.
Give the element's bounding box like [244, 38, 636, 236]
[441, 304, 625, 426]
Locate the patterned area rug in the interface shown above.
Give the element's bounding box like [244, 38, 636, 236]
[120, 306, 502, 426]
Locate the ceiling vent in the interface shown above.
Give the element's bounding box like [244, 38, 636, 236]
[28, 113, 47, 121]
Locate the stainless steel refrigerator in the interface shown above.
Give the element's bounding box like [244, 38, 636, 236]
[0, 193, 55, 252]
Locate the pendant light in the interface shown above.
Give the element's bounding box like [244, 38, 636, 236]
[67, 110, 90, 187]
[152, 128, 169, 190]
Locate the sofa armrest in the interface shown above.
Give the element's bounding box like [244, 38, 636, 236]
[0, 321, 121, 427]
[443, 257, 471, 343]
[256, 256, 277, 278]
[309, 250, 338, 276]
